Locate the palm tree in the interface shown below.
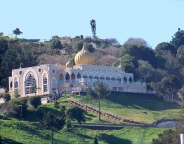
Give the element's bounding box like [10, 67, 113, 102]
[90, 19, 96, 38]
[13, 28, 23, 38]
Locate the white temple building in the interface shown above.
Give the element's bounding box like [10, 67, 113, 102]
[8, 45, 155, 97]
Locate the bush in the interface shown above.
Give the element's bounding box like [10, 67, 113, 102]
[3, 93, 11, 102]
[54, 101, 60, 108]
[30, 96, 41, 109]
[10, 98, 27, 118]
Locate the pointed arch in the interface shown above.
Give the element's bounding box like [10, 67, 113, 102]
[100, 73, 105, 82]
[77, 73, 81, 79]
[59, 73, 64, 84]
[51, 77, 57, 93]
[117, 74, 122, 84]
[71, 73, 75, 82]
[111, 74, 116, 84]
[65, 72, 70, 83]
[94, 72, 99, 82]
[82, 71, 88, 78]
[89, 72, 93, 82]
[129, 76, 133, 84]
[106, 73, 110, 83]
[42, 72, 48, 93]
[13, 76, 19, 90]
[25, 73, 37, 94]
[23, 68, 38, 96]
[123, 76, 127, 84]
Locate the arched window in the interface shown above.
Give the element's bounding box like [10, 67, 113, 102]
[117, 75, 121, 84]
[51, 78, 57, 92]
[123, 77, 127, 84]
[59, 74, 64, 84]
[65, 73, 70, 83]
[14, 77, 18, 89]
[89, 73, 93, 82]
[77, 73, 81, 79]
[71, 73, 75, 82]
[106, 74, 110, 83]
[100, 74, 105, 82]
[25, 74, 36, 94]
[111, 74, 116, 84]
[43, 74, 47, 92]
[83, 72, 88, 78]
[129, 76, 133, 84]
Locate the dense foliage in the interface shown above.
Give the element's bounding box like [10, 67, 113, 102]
[1, 28, 184, 103]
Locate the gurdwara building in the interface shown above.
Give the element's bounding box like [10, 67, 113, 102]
[9, 45, 154, 97]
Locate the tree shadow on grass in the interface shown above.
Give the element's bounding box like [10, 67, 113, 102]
[106, 93, 178, 111]
[2, 137, 23, 144]
[99, 133, 132, 144]
[25, 106, 60, 122]
[85, 112, 96, 121]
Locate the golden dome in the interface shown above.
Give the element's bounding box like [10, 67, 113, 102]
[66, 61, 74, 68]
[74, 46, 94, 65]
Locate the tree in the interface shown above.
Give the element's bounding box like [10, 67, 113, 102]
[152, 109, 184, 144]
[176, 45, 184, 65]
[105, 38, 120, 46]
[120, 44, 156, 67]
[66, 106, 86, 125]
[30, 84, 40, 96]
[161, 75, 182, 102]
[39, 112, 66, 144]
[30, 96, 41, 109]
[13, 28, 23, 38]
[54, 101, 60, 108]
[84, 43, 95, 53]
[3, 93, 11, 102]
[124, 37, 149, 47]
[170, 28, 184, 49]
[86, 82, 110, 120]
[90, 19, 96, 38]
[121, 54, 138, 68]
[152, 129, 178, 144]
[51, 40, 63, 49]
[72, 40, 83, 51]
[155, 42, 176, 55]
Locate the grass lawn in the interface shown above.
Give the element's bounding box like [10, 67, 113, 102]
[64, 93, 181, 123]
[0, 119, 167, 144]
[0, 93, 181, 144]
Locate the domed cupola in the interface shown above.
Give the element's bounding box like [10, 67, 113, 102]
[74, 45, 94, 65]
[66, 61, 74, 68]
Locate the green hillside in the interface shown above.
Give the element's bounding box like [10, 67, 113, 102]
[0, 93, 181, 144]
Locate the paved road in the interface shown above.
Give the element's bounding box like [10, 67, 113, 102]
[156, 121, 177, 128]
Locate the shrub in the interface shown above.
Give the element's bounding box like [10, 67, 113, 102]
[3, 93, 11, 102]
[54, 101, 60, 108]
[30, 96, 41, 109]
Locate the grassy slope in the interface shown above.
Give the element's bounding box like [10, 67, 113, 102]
[69, 93, 180, 123]
[0, 119, 166, 144]
[0, 93, 181, 144]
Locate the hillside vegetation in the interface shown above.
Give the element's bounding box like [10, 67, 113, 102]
[0, 92, 181, 143]
[1, 28, 184, 102]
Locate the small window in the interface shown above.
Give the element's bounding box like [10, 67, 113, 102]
[52, 68, 56, 74]
[110, 70, 112, 72]
[99, 69, 101, 72]
[93, 68, 95, 71]
[38, 68, 42, 73]
[87, 68, 90, 71]
[104, 70, 106, 72]
[115, 70, 117, 72]
[19, 70, 23, 76]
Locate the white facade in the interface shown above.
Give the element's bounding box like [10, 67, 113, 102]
[8, 63, 154, 97]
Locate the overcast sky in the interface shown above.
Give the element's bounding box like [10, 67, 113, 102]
[1, 0, 184, 48]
